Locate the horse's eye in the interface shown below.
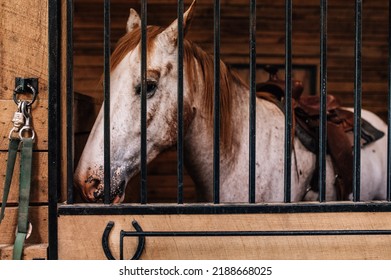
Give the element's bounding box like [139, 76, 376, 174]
[135, 81, 157, 99]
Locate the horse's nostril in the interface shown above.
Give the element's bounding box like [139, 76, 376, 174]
[81, 177, 102, 202]
[93, 188, 104, 200]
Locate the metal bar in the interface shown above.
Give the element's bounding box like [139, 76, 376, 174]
[66, 0, 74, 204]
[140, 0, 148, 204]
[318, 0, 327, 202]
[387, 0, 391, 201]
[58, 201, 391, 216]
[48, 0, 61, 260]
[353, 0, 362, 202]
[121, 229, 391, 238]
[120, 231, 125, 260]
[213, 0, 221, 204]
[249, 0, 256, 203]
[103, 0, 111, 204]
[284, 0, 292, 203]
[108, 220, 391, 260]
[177, 0, 184, 204]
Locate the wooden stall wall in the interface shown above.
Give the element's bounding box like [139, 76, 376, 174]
[0, 0, 48, 259]
[58, 212, 391, 259]
[71, 0, 390, 203]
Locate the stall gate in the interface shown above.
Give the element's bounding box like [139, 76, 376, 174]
[44, 0, 391, 259]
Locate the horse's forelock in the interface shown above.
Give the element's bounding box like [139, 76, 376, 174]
[110, 25, 165, 72]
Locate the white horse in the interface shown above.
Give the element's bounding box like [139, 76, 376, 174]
[74, 1, 388, 203]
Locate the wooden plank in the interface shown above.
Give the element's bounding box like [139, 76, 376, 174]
[0, 244, 47, 260]
[58, 212, 391, 260]
[73, 93, 102, 134]
[0, 100, 48, 151]
[0, 206, 48, 245]
[126, 175, 197, 203]
[0, 0, 49, 261]
[0, 0, 48, 101]
[75, 0, 387, 8]
[0, 152, 48, 203]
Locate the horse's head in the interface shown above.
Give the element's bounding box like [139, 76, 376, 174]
[74, 1, 196, 203]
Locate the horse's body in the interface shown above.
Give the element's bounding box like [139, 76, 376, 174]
[74, 1, 388, 203]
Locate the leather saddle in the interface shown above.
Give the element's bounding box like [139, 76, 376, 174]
[257, 66, 385, 200]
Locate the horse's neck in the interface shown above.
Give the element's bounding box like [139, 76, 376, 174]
[183, 76, 286, 201]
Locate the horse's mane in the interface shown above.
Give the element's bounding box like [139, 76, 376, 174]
[110, 26, 165, 71]
[111, 25, 247, 151]
[183, 40, 248, 151]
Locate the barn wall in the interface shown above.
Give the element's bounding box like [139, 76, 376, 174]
[73, 0, 390, 119]
[0, 0, 49, 259]
[71, 0, 390, 203]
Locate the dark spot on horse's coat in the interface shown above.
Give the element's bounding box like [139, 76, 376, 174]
[372, 149, 376, 153]
[147, 69, 161, 80]
[299, 170, 303, 175]
[166, 63, 173, 74]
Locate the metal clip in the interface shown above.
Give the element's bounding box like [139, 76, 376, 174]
[8, 102, 25, 140]
[18, 102, 35, 142]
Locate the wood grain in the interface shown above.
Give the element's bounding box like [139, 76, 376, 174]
[0, 152, 48, 203]
[0, 100, 48, 151]
[0, 0, 49, 256]
[0, 206, 48, 245]
[0, 243, 48, 260]
[58, 212, 391, 259]
[0, 0, 48, 101]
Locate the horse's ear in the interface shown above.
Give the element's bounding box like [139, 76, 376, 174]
[126, 8, 141, 33]
[157, 0, 196, 53]
[182, 0, 196, 36]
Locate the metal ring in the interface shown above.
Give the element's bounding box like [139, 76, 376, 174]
[19, 127, 35, 141]
[8, 127, 19, 140]
[15, 222, 33, 240]
[13, 84, 37, 106]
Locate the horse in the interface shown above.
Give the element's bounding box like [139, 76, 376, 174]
[74, 0, 388, 204]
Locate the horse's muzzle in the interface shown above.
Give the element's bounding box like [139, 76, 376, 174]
[74, 176, 102, 202]
[74, 178, 126, 203]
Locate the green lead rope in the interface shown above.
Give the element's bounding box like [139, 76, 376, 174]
[0, 138, 21, 223]
[0, 137, 34, 260]
[13, 138, 34, 260]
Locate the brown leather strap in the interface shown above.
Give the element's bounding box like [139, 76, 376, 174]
[327, 121, 353, 200]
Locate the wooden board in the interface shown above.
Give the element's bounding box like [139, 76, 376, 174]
[0, 0, 49, 261]
[0, 244, 47, 260]
[58, 212, 391, 259]
[0, 0, 48, 101]
[0, 100, 48, 151]
[0, 152, 48, 203]
[0, 206, 48, 245]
